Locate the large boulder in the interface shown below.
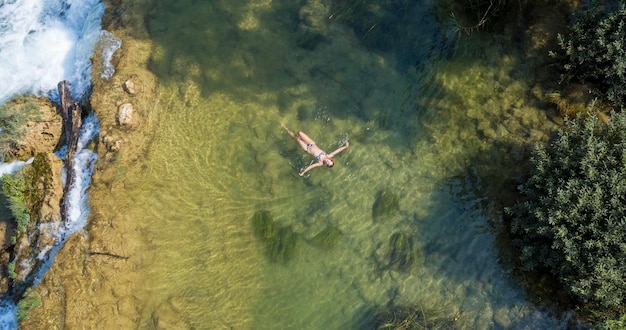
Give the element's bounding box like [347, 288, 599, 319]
[4, 97, 62, 161]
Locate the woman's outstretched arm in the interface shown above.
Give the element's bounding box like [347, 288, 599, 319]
[299, 162, 324, 176]
[328, 141, 349, 158]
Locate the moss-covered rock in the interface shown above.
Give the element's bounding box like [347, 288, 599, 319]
[311, 225, 341, 249]
[251, 210, 276, 241]
[267, 226, 301, 264]
[388, 232, 419, 272]
[2, 152, 63, 299]
[371, 304, 457, 329]
[372, 188, 399, 222]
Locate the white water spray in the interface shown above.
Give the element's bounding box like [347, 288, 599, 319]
[0, 158, 33, 176]
[0, 0, 105, 104]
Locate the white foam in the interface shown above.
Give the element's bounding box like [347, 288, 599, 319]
[0, 158, 34, 176]
[60, 112, 99, 236]
[0, 0, 105, 104]
[98, 30, 122, 79]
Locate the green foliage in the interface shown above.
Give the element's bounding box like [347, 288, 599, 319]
[506, 111, 626, 313]
[7, 261, 16, 280]
[387, 232, 419, 272]
[16, 288, 42, 322]
[0, 96, 41, 160]
[553, 3, 626, 107]
[22, 153, 52, 208]
[372, 188, 399, 222]
[311, 226, 341, 249]
[602, 313, 626, 329]
[1, 173, 30, 233]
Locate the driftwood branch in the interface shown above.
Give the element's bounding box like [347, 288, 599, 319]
[86, 251, 130, 260]
[58, 81, 82, 230]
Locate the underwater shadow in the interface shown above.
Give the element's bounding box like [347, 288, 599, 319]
[138, 0, 464, 149]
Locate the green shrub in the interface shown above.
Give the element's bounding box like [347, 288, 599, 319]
[553, 3, 626, 107]
[506, 111, 626, 314]
[7, 261, 17, 280]
[16, 288, 42, 322]
[1, 173, 29, 233]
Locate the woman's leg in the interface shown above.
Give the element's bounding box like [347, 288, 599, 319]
[282, 124, 310, 151]
[297, 131, 315, 145]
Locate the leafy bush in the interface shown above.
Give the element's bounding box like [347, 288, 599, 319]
[16, 288, 42, 321]
[553, 3, 626, 107]
[506, 111, 626, 313]
[1, 173, 29, 233]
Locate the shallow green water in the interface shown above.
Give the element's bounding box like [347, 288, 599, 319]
[125, 0, 564, 328]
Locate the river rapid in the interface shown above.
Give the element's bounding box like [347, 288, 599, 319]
[19, 0, 576, 329]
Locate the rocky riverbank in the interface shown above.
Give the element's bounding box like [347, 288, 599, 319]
[0, 97, 63, 298]
[19, 0, 164, 327]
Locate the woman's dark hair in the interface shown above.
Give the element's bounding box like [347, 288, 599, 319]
[326, 158, 335, 168]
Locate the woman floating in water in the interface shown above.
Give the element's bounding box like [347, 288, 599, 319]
[282, 124, 350, 176]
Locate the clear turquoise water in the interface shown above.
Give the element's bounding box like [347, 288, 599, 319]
[123, 0, 565, 328]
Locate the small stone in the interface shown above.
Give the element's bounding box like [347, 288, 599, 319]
[122, 79, 136, 95]
[117, 103, 135, 128]
[103, 135, 122, 152]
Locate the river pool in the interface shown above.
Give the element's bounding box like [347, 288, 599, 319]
[101, 0, 564, 328]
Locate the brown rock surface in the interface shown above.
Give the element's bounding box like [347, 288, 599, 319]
[0, 97, 63, 299]
[3, 97, 62, 161]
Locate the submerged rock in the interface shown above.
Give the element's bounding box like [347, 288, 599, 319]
[387, 232, 419, 272]
[122, 78, 137, 95]
[102, 134, 122, 152]
[372, 188, 400, 222]
[267, 226, 301, 264]
[117, 103, 136, 129]
[251, 210, 276, 241]
[311, 225, 341, 249]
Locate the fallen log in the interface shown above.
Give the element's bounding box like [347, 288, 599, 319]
[58, 81, 82, 231]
